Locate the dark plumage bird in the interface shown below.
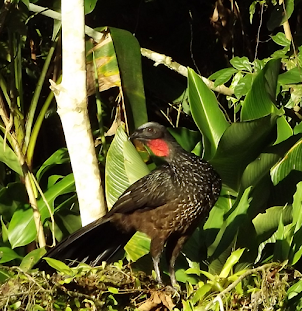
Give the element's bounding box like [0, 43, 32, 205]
[36, 122, 221, 287]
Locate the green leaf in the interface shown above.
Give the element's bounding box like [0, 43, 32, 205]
[20, 248, 46, 272]
[271, 32, 291, 47]
[211, 115, 278, 191]
[253, 205, 292, 243]
[287, 279, 302, 300]
[219, 248, 245, 278]
[271, 138, 302, 185]
[230, 56, 252, 72]
[43, 257, 74, 274]
[204, 187, 236, 247]
[275, 116, 293, 144]
[191, 284, 212, 304]
[84, 0, 97, 14]
[278, 67, 302, 85]
[0, 182, 27, 222]
[241, 59, 281, 121]
[293, 182, 302, 232]
[0, 136, 22, 176]
[208, 68, 237, 87]
[208, 187, 252, 260]
[8, 174, 76, 248]
[86, 31, 121, 92]
[290, 183, 302, 264]
[0, 247, 22, 263]
[36, 148, 70, 181]
[125, 232, 150, 261]
[267, 0, 294, 31]
[234, 73, 253, 98]
[108, 287, 119, 294]
[168, 127, 201, 153]
[188, 68, 230, 159]
[105, 125, 149, 208]
[273, 215, 292, 262]
[0, 267, 13, 283]
[110, 28, 148, 129]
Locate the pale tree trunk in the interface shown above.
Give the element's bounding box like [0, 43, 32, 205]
[50, 0, 107, 226]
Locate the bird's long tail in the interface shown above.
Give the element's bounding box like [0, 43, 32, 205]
[35, 217, 134, 271]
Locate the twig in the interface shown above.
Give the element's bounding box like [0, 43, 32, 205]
[141, 48, 234, 96]
[254, 3, 264, 61]
[205, 262, 280, 310]
[31, 172, 56, 247]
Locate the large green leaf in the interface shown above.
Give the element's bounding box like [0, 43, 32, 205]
[290, 182, 302, 264]
[20, 248, 46, 271]
[0, 182, 27, 222]
[204, 187, 236, 247]
[267, 0, 294, 31]
[8, 174, 76, 248]
[110, 28, 147, 129]
[86, 31, 121, 93]
[0, 136, 22, 176]
[0, 247, 22, 263]
[105, 125, 149, 208]
[187, 68, 229, 159]
[36, 148, 70, 181]
[168, 127, 201, 153]
[278, 67, 302, 85]
[253, 205, 292, 243]
[208, 187, 252, 273]
[241, 59, 281, 121]
[240, 134, 302, 191]
[211, 115, 278, 191]
[271, 137, 302, 185]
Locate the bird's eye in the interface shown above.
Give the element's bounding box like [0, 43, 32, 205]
[146, 127, 155, 133]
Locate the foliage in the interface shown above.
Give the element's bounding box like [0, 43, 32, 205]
[1, 0, 302, 310]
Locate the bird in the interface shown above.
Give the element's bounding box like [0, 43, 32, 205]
[36, 122, 221, 287]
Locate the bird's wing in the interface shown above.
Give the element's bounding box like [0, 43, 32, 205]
[107, 165, 176, 216]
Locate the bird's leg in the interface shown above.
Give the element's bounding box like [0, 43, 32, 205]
[150, 236, 166, 285]
[152, 254, 163, 284]
[166, 234, 189, 289]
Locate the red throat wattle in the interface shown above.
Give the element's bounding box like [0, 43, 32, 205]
[147, 139, 170, 157]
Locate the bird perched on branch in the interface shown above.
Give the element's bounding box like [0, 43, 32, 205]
[36, 122, 221, 287]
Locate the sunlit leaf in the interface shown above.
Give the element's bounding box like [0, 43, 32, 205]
[110, 28, 148, 129]
[43, 257, 73, 274]
[241, 59, 281, 121]
[188, 68, 229, 159]
[86, 32, 121, 93]
[271, 32, 291, 47]
[230, 56, 252, 72]
[208, 187, 252, 260]
[8, 174, 76, 248]
[36, 148, 70, 181]
[105, 125, 149, 208]
[208, 68, 237, 87]
[271, 138, 302, 185]
[219, 248, 245, 278]
[125, 232, 150, 262]
[20, 248, 47, 271]
[211, 115, 278, 191]
[0, 247, 22, 263]
[0, 136, 22, 176]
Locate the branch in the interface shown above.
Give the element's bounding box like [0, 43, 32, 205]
[205, 262, 281, 311]
[28, 4, 234, 97]
[0, 94, 46, 247]
[141, 48, 234, 96]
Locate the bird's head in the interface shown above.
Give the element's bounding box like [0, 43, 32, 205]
[130, 122, 178, 159]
